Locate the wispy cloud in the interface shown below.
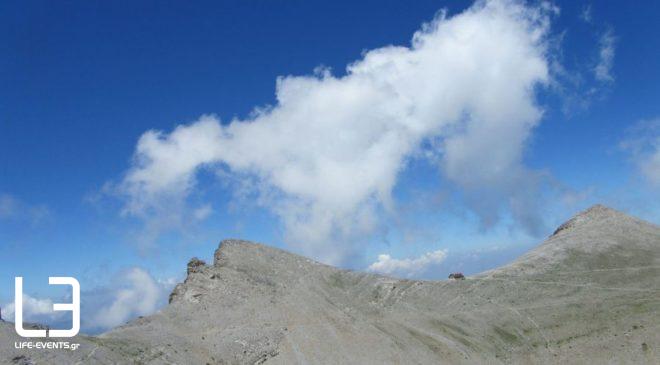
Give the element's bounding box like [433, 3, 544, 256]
[110, 0, 556, 264]
[594, 28, 616, 83]
[580, 5, 592, 24]
[620, 118, 660, 188]
[0, 193, 50, 225]
[576, 4, 616, 83]
[549, 5, 617, 115]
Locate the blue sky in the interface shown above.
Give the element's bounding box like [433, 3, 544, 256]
[1, 0, 659, 333]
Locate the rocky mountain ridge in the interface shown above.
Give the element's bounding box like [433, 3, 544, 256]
[1, 205, 659, 364]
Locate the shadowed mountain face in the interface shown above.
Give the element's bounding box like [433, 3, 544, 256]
[1, 205, 659, 364]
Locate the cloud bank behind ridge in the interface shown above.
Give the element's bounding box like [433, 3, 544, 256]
[113, 0, 555, 264]
[368, 250, 448, 278]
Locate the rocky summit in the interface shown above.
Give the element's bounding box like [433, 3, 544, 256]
[1, 205, 659, 364]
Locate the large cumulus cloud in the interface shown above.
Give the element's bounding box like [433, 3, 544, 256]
[113, 0, 555, 264]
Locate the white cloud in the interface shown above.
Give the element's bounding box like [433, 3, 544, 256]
[88, 268, 172, 330]
[594, 28, 615, 82]
[112, 0, 555, 264]
[1, 294, 62, 324]
[367, 249, 447, 277]
[193, 204, 213, 221]
[0, 269, 175, 333]
[621, 118, 660, 188]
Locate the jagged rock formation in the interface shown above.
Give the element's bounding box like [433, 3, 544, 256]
[1, 205, 659, 364]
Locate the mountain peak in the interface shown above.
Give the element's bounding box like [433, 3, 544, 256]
[576, 204, 623, 218]
[551, 204, 624, 237]
[482, 204, 660, 278]
[210, 238, 330, 281]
